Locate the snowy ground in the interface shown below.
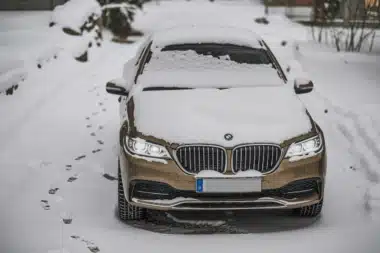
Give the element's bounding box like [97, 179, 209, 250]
[1, 1, 380, 253]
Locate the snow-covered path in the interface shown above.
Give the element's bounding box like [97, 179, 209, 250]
[1, 1, 380, 253]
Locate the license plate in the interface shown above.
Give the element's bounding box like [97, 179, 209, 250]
[196, 177, 261, 193]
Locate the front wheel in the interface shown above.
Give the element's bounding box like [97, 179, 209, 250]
[118, 161, 146, 221]
[292, 199, 323, 217]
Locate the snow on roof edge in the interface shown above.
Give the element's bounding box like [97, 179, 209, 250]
[151, 25, 264, 49]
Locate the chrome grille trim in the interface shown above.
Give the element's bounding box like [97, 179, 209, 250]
[174, 145, 227, 175]
[232, 144, 283, 174]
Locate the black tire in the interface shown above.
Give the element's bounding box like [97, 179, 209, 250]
[293, 199, 323, 217]
[118, 161, 146, 221]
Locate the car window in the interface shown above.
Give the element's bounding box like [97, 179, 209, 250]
[161, 43, 272, 65]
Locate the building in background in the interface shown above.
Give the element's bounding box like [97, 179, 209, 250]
[0, 0, 69, 10]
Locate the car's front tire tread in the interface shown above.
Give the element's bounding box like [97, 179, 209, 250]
[118, 162, 146, 221]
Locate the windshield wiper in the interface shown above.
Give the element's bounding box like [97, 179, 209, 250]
[143, 87, 194, 91]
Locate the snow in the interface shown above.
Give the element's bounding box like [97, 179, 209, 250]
[196, 170, 262, 178]
[1, 0, 380, 253]
[138, 50, 283, 88]
[51, 0, 101, 33]
[167, 213, 226, 226]
[152, 25, 263, 49]
[0, 10, 100, 94]
[102, 2, 137, 10]
[0, 66, 27, 93]
[133, 87, 312, 146]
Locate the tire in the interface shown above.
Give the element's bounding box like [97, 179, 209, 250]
[118, 161, 146, 221]
[293, 199, 323, 217]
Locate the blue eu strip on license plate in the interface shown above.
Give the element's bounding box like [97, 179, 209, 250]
[196, 178, 203, 193]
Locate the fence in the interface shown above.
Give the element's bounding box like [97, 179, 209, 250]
[0, 0, 68, 11]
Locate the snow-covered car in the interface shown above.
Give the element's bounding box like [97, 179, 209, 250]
[106, 26, 326, 221]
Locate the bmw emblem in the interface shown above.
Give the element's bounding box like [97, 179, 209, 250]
[224, 133, 233, 141]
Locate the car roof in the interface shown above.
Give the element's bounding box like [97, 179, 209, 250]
[151, 25, 265, 50]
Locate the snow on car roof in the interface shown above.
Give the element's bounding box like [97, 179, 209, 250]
[151, 25, 264, 49]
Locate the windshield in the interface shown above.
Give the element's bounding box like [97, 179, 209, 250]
[138, 43, 283, 91]
[161, 43, 272, 65]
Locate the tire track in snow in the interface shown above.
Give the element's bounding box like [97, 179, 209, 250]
[316, 92, 380, 182]
[295, 49, 380, 215]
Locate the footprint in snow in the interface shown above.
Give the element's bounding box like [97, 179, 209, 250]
[98, 125, 104, 130]
[62, 217, 73, 224]
[103, 173, 117, 181]
[86, 124, 92, 128]
[67, 175, 78, 183]
[74, 155, 86, 161]
[87, 245, 100, 253]
[65, 164, 72, 171]
[92, 149, 102, 154]
[102, 108, 106, 112]
[82, 239, 99, 253]
[97, 140, 104, 145]
[70, 235, 100, 253]
[40, 161, 52, 168]
[85, 116, 90, 120]
[90, 132, 96, 137]
[92, 112, 99, 116]
[40, 200, 50, 210]
[88, 87, 98, 93]
[60, 211, 73, 224]
[98, 102, 103, 106]
[49, 187, 59, 195]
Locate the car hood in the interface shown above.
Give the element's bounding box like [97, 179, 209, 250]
[132, 86, 313, 147]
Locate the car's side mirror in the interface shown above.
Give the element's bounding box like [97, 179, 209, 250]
[294, 78, 314, 94]
[106, 78, 130, 97]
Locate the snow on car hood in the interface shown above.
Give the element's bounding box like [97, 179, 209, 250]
[133, 87, 312, 146]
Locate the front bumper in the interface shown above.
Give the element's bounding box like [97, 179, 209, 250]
[132, 194, 321, 211]
[119, 146, 326, 211]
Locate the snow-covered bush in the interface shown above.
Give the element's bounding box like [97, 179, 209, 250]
[51, 0, 102, 34]
[0, 68, 26, 96]
[101, 1, 144, 42]
[50, 0, 103, 62]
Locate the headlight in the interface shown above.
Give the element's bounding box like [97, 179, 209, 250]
[124, 137, 171, 159]
[285, 135, 322, 158]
